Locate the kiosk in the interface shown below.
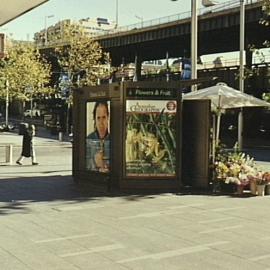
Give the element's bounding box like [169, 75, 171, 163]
[72, 81, 210, 191]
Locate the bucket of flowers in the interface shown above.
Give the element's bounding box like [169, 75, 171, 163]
[252, 172, 270, 196]
[264, 172, 270, 195]
[214, 148, 256, 195]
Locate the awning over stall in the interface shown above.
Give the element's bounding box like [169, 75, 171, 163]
[0, 0, 48, 26]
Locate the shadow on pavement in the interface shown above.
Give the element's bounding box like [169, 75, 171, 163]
[0, 175, 113, 216]
[0, 173, 262, 216]
[0, 175, 173, 215]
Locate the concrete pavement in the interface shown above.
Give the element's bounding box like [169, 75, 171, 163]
[1, 131, 270, 269]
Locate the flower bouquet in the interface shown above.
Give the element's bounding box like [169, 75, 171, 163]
[264, 172, 270, 195]
[249, 171, 270, 185]
[240, 171, 270, 196]
[263, 172, 270, 183]
[254, 172, 270, 196]
[214, 148, 257, 194]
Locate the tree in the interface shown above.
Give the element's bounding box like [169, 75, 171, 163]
[262, 0, 270, 25]
[0, 42, 53, 101]
[249, 0, 270, 62]
[261, 0, 270, 47]
[53, 22, 111, 87]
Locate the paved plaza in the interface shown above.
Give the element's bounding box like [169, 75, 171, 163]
[1, 131, 270, 269]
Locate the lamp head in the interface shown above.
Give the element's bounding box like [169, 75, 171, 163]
[202, 0, 217, 7]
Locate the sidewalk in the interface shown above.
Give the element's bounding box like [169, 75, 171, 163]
[1, 115, 72, 144]
[0, 128, 71, 147]
[0, 130, 72, 178]
[242, 148, 270, 172]
[1, 131, 270, 269]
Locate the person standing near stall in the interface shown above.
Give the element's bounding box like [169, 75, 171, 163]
[16, 124, 38, 165]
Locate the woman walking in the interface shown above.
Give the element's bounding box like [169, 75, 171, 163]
[16, 124, 38, 165]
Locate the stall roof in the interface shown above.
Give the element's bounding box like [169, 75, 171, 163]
[0, 0, 49, 26]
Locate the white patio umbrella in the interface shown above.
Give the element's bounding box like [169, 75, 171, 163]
[183, 82, 270, 160]
[0, 0, 49, 26]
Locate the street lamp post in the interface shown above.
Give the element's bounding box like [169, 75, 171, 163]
[5, 79, 9, 127]
[135, 15, 143, 28]
[171, 0, 216, 91]
[191, 0, 198, 92]
[115, 0, 119, 28]
[44, 15, 54, 45]
[238, 0, 245, 150]
[25, 85, 34, 118]
[30, 88, 34, 119]
[171, 0, 198, 91]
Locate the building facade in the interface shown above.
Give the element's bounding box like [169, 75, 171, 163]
[34, 17, 116, 46]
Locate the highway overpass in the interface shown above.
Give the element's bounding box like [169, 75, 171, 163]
[95, 0, 269, 66]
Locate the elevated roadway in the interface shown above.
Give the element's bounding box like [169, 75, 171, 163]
[95, 0, 269, 66]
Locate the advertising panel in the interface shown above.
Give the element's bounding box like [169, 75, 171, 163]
[125, 100, 177, 177]
[85, 101, 110, 173]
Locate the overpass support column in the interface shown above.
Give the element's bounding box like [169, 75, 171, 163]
[246, 50, 253, 67]
[133, 54, 142, 81]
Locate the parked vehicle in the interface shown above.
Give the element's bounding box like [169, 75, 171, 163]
[0, 122, 15, 132]
[24, 109, 41, 117]
[69, 132, 73, 143]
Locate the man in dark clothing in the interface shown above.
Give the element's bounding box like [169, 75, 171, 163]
[16, 124, 38, 165]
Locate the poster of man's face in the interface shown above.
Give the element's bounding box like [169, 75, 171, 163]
[86, 101, 110, 137]
[85, 101, 111, 173]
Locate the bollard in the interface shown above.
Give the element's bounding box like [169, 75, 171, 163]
[58, 131, 63, 142]
[5, 145, 13, 165]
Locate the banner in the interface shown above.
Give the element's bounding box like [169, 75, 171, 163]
[125, 100, 177, 177]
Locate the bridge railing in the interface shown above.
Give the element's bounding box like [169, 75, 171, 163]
[93, 0, 262, 37]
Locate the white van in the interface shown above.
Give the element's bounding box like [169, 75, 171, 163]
[24, 109, 41, 117]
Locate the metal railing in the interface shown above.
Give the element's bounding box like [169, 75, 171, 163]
[93, 0, 262, 37]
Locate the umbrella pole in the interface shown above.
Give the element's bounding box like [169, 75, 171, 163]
[215, 95, 222, 148]
[216, 112, 221, 148]
[212, 114, 216, 163]
[238, 108, 243, 150]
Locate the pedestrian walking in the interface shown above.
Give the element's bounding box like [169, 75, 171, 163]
[16, 124, 39, 165]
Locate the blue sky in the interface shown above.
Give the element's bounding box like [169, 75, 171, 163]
[1, 0, 229, 41]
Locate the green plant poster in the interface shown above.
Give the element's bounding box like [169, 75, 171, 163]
[125, 100, 177, 177]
